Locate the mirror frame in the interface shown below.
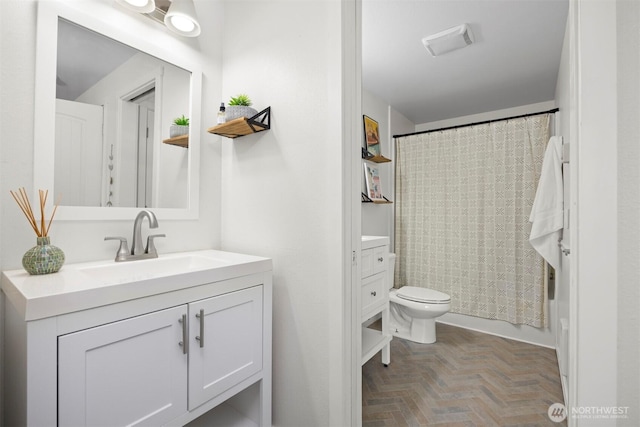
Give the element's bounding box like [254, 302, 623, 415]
[34, 0, 201, 220]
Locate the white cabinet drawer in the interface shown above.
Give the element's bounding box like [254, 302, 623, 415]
[362, 246, 387, 278]
[372, 246, 387, 275]
[361, 272, 386, 318]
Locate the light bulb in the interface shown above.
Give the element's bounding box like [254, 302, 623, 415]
[115, 0, 156, 13]
[127, 0, 149, 7]
[163, 0, 201, 37]
[168, 15, 196, 33]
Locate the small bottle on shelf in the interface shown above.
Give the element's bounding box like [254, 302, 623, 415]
[217, 102, 226, 124]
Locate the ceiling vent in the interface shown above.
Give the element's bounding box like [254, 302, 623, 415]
[422, 24, 474, 57]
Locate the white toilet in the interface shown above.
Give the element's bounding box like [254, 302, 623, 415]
[387, 253, 451, 344]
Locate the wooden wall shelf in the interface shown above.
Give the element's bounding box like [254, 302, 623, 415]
[207, 107, 271, 139]
[361, 193, 393, 204]
[365, 154, 392, 163]
[361, 148, 391, 163]
[163, 134, 189, 148]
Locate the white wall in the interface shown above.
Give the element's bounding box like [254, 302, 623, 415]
[616, 0, 640, 423]
[572, 0, 618, 422]
[219, 1, 348, 426]
[389, 107, 415, 146]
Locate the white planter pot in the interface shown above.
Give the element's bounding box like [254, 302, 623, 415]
[226, 106, 258, 121]
[170, 124, 189, 138]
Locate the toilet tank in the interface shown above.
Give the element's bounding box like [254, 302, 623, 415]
[388, 253, 396, 290]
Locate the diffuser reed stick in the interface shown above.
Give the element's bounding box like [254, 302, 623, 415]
[10, 188, 60, 237]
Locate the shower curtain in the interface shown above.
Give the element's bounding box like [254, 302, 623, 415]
[395, 114, 550, 327]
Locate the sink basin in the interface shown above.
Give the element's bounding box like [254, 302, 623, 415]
[78, 254, 230, 283]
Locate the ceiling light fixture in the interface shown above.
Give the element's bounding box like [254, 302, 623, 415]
[164, 0, 201, 37]
[115, 0, 201, 38]
[422, 24, 474, 57]
[115, 0, 156, 14]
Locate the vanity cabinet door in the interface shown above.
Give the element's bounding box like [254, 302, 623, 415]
[58, 306, 188, 427]
[188, 285, 263, 410]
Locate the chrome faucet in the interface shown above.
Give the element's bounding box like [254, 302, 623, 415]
[105, 210, 165, 262]
[132, 210, 158, 255]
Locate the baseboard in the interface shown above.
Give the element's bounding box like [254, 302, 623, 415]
[436, 319, 555, 349]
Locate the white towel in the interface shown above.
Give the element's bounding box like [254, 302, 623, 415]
[529, 135, 564, 270]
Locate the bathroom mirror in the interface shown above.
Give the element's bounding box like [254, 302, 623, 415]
[34, 1, 201, 220]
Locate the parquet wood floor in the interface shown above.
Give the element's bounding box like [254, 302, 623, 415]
[362, 322, 566, 426]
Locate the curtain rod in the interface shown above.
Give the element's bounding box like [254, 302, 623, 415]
[393, 108, 559, 139]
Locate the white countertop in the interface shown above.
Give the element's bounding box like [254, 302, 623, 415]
[362, 235, 389, 250]
[1, 249, 272, 321]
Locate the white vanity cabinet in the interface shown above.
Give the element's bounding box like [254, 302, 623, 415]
[1, 250, 272, 427]
[360, 236, 392, 366]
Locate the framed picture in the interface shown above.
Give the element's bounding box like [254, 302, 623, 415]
[363, 115, 381, 156]
[363, 162, 383, 201]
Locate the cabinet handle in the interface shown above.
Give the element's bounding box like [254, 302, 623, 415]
[195, 309, 205, 348]
[378, 257, 384, 262]
[371, 291, 377, 297]
[178, 314, 188, 354]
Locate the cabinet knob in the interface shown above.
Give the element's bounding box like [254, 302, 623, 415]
[371, 291, 377, 297]
[378, 257, 384, 262]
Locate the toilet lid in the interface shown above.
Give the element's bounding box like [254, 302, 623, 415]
[396, 286, 451, 303]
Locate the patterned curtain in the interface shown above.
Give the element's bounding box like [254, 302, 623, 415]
[395, 115, 550, 327]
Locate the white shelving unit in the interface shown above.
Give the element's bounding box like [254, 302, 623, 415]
[360, 235, 392, 366]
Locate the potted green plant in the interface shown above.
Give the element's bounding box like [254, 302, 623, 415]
[170, 115, 189, 138]
[226, 94, 258, 121]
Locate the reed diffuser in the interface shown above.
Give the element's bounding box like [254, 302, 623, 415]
[10, 188, 65, 275]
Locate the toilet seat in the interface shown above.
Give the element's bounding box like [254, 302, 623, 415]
[396, 286, 451, 304]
